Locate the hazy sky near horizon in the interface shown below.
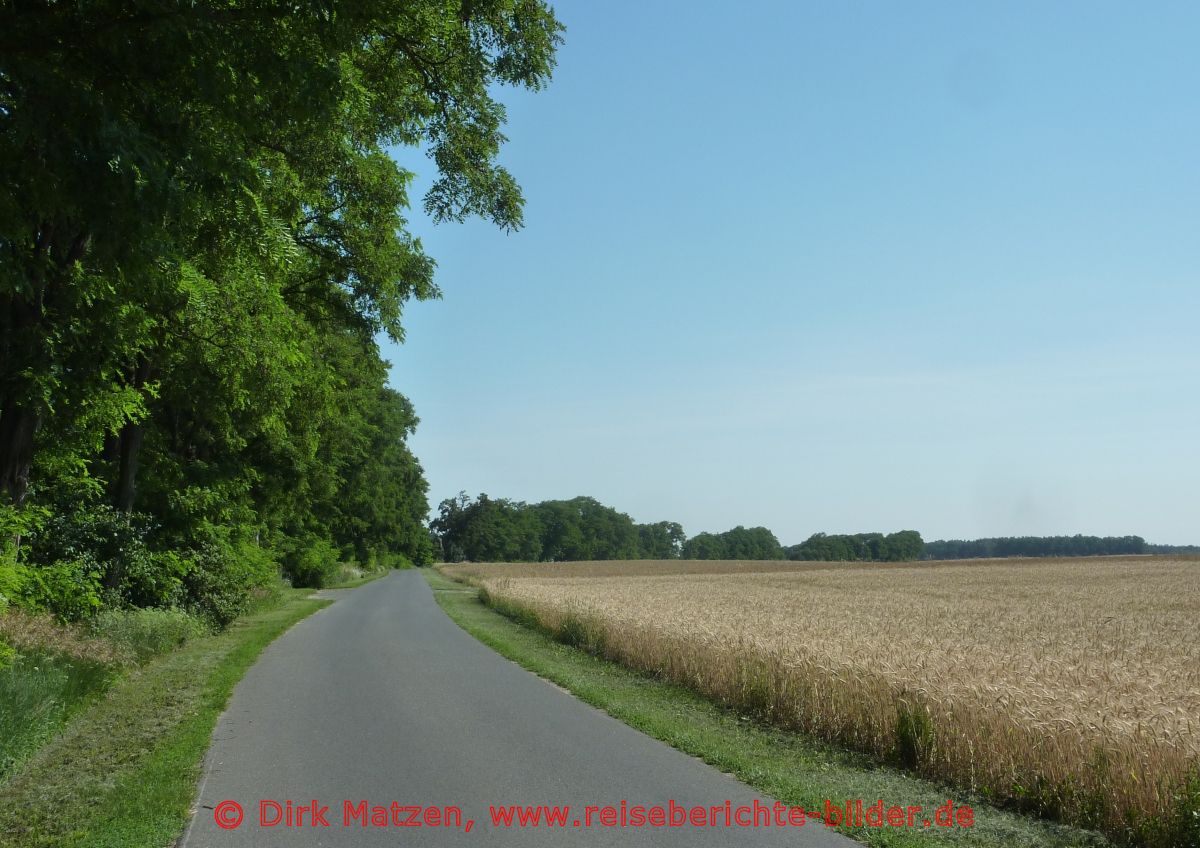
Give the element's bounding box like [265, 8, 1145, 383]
[382, 1, 1200, 545]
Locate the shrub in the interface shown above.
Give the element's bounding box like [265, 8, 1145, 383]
[112, 548, 190, 610]
[280, 536, 341, 588]
[22, 504, 190, 610]
[182, 538, 276, 627]
[20, 560, 104, 621]
[388, 553, 415, 570]
[0, 560, 26, 613]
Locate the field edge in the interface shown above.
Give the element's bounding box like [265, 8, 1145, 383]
[425, 568, 1109, 848]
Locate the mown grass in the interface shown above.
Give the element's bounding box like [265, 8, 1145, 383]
[427, 568, 1110, 848]
[0, 587, 328, 848]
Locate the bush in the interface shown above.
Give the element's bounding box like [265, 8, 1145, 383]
[366, 549, 414, 571]
[113, 548, 189, 610]
[0, 560, 25, 613]
[182, 538, 276, 627]
[280, 536, 341, 588]
[23, 504, 187, 610]
[20, 560, 104, 621]
[90, 608, 208, 662]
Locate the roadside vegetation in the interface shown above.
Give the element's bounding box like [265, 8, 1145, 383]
[1, 6, 563, 844]
[0, 586, 327, 848]
[0, 0, 566, 649]
[427, 568, 1112, 848]
[441, 558, 1200, 848]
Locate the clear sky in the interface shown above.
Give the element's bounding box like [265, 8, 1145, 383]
[382, 1, 1200, 546]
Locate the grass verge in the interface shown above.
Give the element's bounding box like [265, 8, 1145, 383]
[426, 569, 1109, 848]
[0, 650, 114, 781]
[0, 588, 328, 848]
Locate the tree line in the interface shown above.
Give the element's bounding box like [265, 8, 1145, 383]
[432, 494, 687, 562]
[432, 495, 1199, 567]
[0, 2, 563, 622]
[785, 531, 925, 562]
[921, 535, 1180, 559]
[431, 493, 928, 564]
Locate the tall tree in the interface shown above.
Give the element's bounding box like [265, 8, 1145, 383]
[0, 0, 563, 506]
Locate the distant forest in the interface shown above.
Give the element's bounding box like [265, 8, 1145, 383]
[432, 493, 1196, 565]
[431, 494, 920, 563]
[429, 493, 777, 562]
[923, 535, 1200, 559]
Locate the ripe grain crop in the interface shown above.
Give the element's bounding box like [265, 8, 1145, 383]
[444, 557, 1200, 845]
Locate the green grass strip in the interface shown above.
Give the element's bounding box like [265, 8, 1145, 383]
[0, 588, 328, 848]
[425, 569, 1109, 848]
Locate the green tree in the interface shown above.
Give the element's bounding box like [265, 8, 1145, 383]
[0, 0, 563, 506]
[636, 521, 686, 559]
[1, 2, 562, 617]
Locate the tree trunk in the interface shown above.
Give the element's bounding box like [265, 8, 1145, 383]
[0, 404, 38, 505]
[112, 421, 145, 514]
[111, 357, 154, 514]
[0, 222, 91, 505]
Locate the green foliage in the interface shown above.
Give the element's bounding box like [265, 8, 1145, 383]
[787, 530, 925, 562]
[433, 493, 683, 563]
[924, 535, 1149, 559]
[181, 539, 275, 628]
[637, 521, 686, 559]
[0, 562, 24, 613]
[280, 537, 341, 589]
[20, 561, 104, 622]
[89, 609, 208, 664]
[0, 2, 561, 621]
[433, 493, 544, 562]
[681, 526, 784, 560]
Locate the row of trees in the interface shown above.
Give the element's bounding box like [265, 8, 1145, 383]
[430, 492, 1198, 567]
[0, 2, 563, 619]
[431, 494, 926, 564]
[785, 531, 925, 562]
[922, 535, 1151, 559]
[431, 494, 687, 563]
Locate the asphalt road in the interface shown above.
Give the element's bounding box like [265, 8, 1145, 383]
[182, 570, 857, 847]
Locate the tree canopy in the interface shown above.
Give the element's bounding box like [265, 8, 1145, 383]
[0, 1, 563, 616]
[785, 531, 924, 562]
[922, 535, 1149, 560]
[680, 526, 785, 560]
[432, 494, 683, 563]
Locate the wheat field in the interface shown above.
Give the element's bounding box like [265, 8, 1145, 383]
[443, 557, 1200, 843]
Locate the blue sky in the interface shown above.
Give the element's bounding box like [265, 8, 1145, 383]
[382, 1, 1200, 545]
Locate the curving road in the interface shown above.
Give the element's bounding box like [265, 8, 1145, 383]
[181, 570, 856, 847]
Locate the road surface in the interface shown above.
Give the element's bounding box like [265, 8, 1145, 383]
[182, 570, 857, 846]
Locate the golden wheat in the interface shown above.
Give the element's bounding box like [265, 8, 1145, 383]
[445, 557, 1200, 840]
